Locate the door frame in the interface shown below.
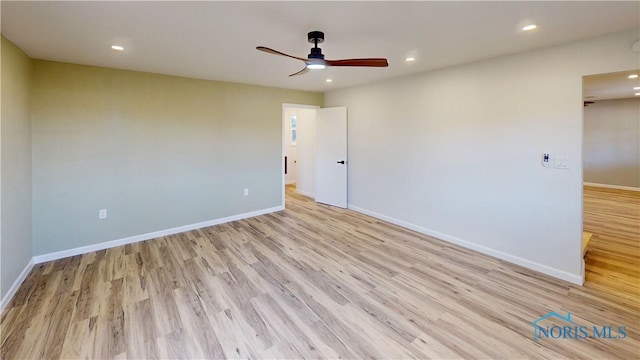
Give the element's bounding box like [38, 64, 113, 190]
[281, 103, 320, 207]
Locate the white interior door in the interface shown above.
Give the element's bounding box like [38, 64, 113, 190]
[316, 107, 347, 208]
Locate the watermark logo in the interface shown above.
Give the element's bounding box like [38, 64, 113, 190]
[531, 312, 626, 341]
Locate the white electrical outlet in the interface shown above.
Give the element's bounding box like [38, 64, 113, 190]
[244, 188, 249, 196]
[99, 209, 107, 219]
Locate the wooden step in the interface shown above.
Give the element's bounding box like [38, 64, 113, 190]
[582, 231, 593, 256]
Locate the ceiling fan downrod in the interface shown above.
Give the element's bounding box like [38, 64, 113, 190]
[307, 31, 325, 60]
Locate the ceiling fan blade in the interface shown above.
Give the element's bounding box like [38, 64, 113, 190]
[256, 46, 307, 62]
[325, 58, 389, 67]
[289, 66, 310, 77]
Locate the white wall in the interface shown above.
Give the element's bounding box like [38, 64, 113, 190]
[1, 36, 33, 305]
[325, 30, 639, 284]
[284, 107, 298, 185]
[295, 108, 317, 198]
[584, 98, 640, 188]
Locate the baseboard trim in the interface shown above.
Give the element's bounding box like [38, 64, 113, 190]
[285, 180, 296, 185]
[584, 182, 640, 192]
[33, 206, 284, 264]
[1, 258, 35, 312]
[296, 189, 314, 199]
[348, 204, 583, 286]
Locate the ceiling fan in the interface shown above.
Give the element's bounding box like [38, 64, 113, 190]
[257, 31, 389, 77]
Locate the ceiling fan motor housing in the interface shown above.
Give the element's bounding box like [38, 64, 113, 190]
[308, 47, 325, 60]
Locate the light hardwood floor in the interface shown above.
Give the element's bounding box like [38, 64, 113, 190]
[1, 186, 638, 359]
[583, 186, 639, 306]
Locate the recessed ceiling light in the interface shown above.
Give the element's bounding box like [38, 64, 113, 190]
[111, 45, 125, 51]
[326, 79, 333, 83]
[634, 87, 640, 90]
[405, 57, 415, 62]
[522, 24, 537, 31]
[629, 74, 639, 79]
[636, 93, 640, 96]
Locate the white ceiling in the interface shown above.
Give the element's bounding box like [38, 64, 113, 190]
[2, 1, 639, 92]
[583, 70, 640, 101]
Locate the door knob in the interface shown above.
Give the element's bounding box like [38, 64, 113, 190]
[336, 160, 345, 164]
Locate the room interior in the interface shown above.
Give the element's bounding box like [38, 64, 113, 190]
[581, 70, 640, 291]
[1, 1, 639, 359]
[582, 71, 640, 192]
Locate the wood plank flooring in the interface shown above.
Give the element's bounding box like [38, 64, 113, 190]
[1, 185, 638, 359]
[583, 186, 640, 309]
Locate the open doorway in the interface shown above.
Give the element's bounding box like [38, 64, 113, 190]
[282, 104, 319, 206]
[581, 70, 640, 292]
[281, 104, 349, 209]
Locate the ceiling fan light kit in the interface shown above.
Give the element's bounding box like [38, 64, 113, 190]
[306, 63, 326, 70]
[257, 31, 389, 77]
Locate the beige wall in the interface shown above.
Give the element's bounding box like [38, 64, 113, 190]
[584, 98, 640, 188]
[31, 60, 322, 255]
[325, 30, 639, 284]
[1, 36, 33, 301]
[291, 107, 317, 198]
